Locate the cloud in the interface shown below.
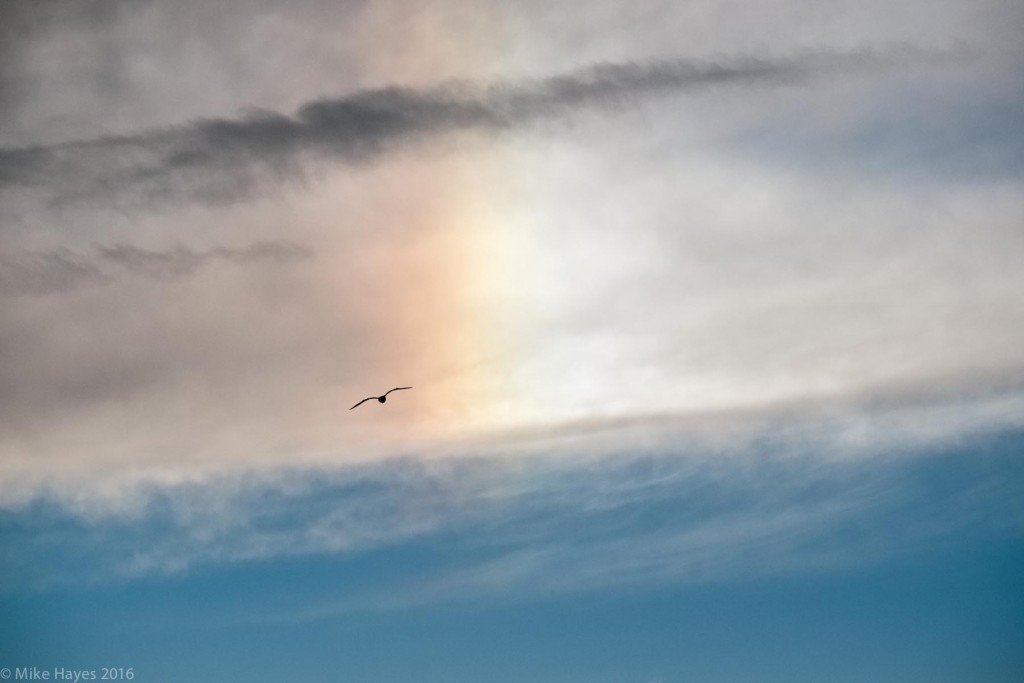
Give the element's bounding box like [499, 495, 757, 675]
[98, 241, 312, 278]
[0, 248, 108, 297]
[0, 47, 954, 208]
[2, 406, 1021, 602]
[0, 241, 312, 296]
[2, 147, 1021, 504]
[0, 2, 1019, 533]
[1, 0, 1021, 645]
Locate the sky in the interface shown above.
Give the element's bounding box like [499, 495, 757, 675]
[1, 0, 1023, 681]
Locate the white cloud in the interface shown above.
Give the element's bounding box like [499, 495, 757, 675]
[0, 0, 1021, 520]
[3, 387, 1022, 598]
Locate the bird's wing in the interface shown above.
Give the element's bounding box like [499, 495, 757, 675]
[383, 386, 413, 396]
[350, 397, 376, 410]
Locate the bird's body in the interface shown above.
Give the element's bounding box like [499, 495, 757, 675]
[350, 387, 413, 410]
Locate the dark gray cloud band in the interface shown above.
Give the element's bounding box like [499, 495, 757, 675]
[0, 47, 950, 207]
[0, 241, 312, 296]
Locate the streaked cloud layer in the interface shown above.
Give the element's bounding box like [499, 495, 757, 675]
[1, 241, 311, 296]
[2, 1, 1023, 680]
[0, 47, 956, 209]
[1, 8, 1022, 677]
[4, 411, 1022, 599]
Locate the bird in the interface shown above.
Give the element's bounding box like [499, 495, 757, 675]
[350, 387, 413, 410]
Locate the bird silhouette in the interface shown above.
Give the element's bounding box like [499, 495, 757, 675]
[350, 386, 413, 410]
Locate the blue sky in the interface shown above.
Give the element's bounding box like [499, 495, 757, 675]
[1, 0, 1023, 680]
[3, 420, 1023, 681]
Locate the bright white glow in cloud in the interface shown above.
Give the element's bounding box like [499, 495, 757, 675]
[0, 0, 1021, 513]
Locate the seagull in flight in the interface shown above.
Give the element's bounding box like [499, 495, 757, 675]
[350, 386, 413, 410]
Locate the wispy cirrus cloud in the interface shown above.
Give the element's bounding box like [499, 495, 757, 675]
[0, 47, 956, 208]
[0, 241, 312, 296]
[3, 409, 1021, 608]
